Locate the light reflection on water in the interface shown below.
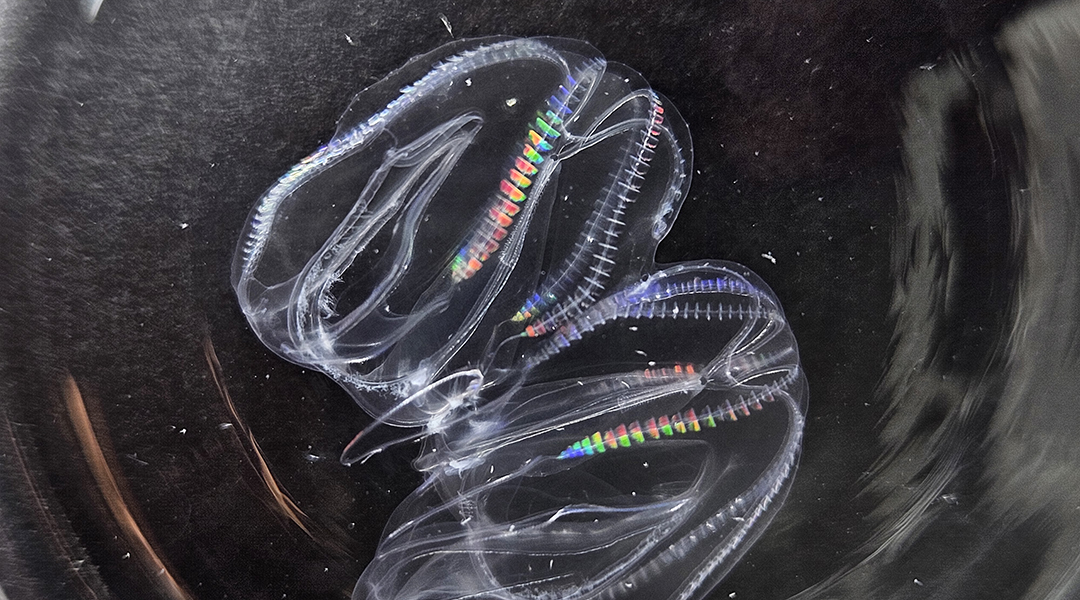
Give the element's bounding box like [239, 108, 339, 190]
[797, 1, 1080, 598]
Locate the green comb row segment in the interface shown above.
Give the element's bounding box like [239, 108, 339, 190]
[556, 389, 778, 459]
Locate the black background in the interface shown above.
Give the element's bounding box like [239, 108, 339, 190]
[0, 1, 1040, 599]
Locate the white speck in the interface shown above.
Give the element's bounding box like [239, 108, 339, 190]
[179, 428, 186, 435]
[804, 57, 811, 64]
[761, 252, 776, 264]
[439, 14, 453, 37]
[914, 578, 923, 586]
[549, 559, 554, 569]
[642, 462, 649, 468]
[122, 552, 130, 559]
[729, 593, 737, 599]
[508, 524, 515, 532]
[919, 63, 935, 70]
[465, 78, 472, 87]
[218, 423, 233, 430]
[345, 34, 357, 46]
[265, 374, 271, 379]
[505, 98, 518, 107]
[179, 222, 189, 230]
[628, 326, 639, 331]
[635, 350, 647, 356]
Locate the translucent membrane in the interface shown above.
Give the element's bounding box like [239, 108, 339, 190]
[232, 36, 807, 600]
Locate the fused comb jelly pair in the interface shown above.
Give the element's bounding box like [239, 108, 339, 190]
[233, 37, 806, 600]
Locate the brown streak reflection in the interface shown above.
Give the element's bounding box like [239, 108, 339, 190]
[62, 374, 192, 600]
[202, 336, 315, 538]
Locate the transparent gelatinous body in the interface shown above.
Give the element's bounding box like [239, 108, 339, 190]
[232, 37, 807, 600]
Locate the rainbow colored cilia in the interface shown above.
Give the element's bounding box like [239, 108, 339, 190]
[449, 82, 575, 281]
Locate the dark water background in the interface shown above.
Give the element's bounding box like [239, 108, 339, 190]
[3, 0, 1080, 598]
